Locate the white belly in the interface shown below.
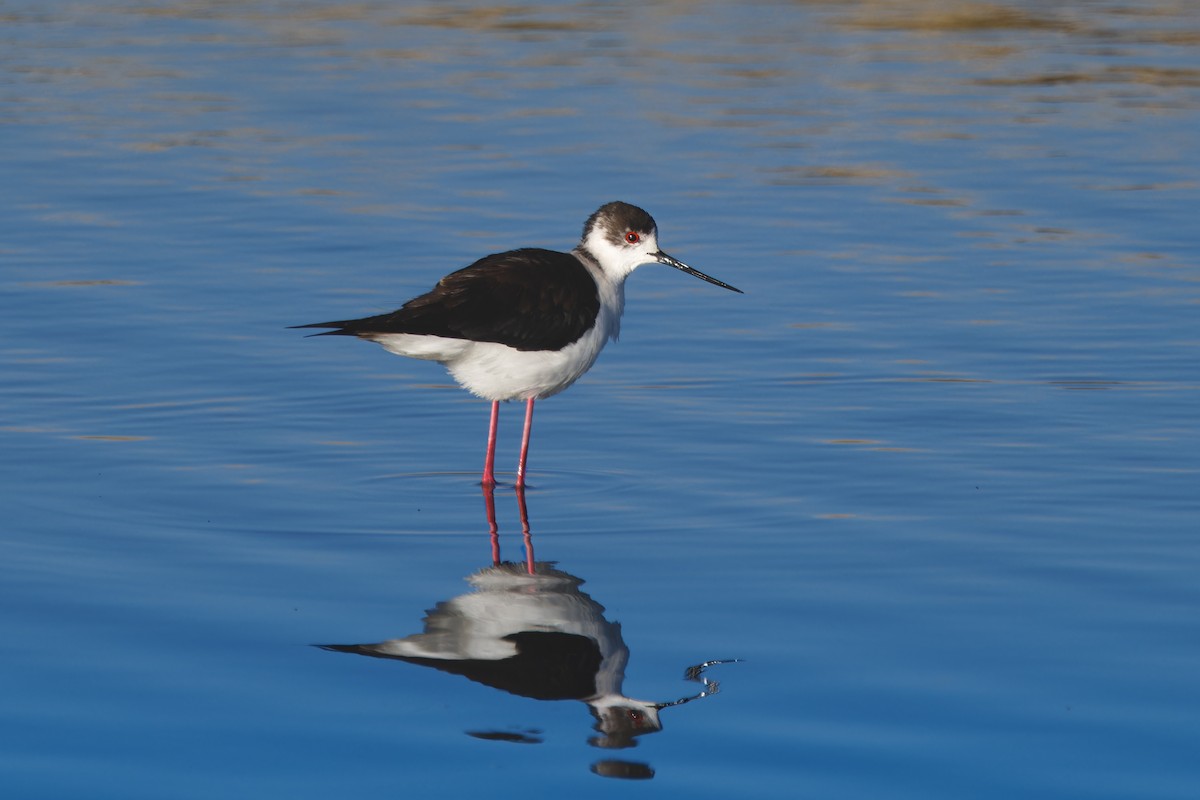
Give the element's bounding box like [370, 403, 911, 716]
[369, 319, 612, 402]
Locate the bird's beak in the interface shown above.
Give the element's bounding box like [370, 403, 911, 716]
[653, 250, 743, 293]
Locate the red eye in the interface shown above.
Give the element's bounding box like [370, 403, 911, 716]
[625, 231, 640, 244]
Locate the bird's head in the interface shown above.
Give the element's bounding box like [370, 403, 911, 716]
[578, 201, 742, 293]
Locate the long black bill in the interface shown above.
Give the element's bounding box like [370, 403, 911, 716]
[654, 250, 743, 294]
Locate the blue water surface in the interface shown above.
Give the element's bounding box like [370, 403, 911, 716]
[2, 1, 1198, 798]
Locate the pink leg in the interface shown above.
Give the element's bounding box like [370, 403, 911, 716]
[482, 400, 499, 488]
[515, 397, 535, 489]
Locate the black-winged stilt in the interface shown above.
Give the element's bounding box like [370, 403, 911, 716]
[295, 201, 741, 487]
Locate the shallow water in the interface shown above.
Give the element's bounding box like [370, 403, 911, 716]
[3, 1, 1199, 797]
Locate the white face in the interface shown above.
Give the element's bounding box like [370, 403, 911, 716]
[582, 220, 662, 281]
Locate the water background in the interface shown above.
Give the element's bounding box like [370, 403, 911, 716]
[3, 1, 1198, 797]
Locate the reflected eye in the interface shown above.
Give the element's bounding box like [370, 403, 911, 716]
[624, 231, 640, 244]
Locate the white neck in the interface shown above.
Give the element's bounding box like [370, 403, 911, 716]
[574, 245, 627, 342]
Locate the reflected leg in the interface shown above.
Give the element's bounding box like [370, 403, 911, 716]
[515, 484, 534, 575]
[483, 482, 500, 565]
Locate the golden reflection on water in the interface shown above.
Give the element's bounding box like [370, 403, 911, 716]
[8, 1, 1196, 167]
[3, 0, 1196, 299]
[15, 2, 1197, 87]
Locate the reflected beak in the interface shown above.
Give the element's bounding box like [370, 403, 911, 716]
[653, 250, 743, 294]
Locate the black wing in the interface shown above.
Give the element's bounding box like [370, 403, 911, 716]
[294, 248, 600, 352]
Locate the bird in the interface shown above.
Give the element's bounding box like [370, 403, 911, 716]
[294, 201, 742, 488]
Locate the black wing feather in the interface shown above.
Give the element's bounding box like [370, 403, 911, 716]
[294, 248, 600, 352]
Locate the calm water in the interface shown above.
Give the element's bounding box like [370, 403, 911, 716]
[3, 1, 1198, 797]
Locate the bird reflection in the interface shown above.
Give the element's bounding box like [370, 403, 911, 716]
[318, 486, 736, 773]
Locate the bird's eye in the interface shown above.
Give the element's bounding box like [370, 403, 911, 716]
[625, 231, 640, 244]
